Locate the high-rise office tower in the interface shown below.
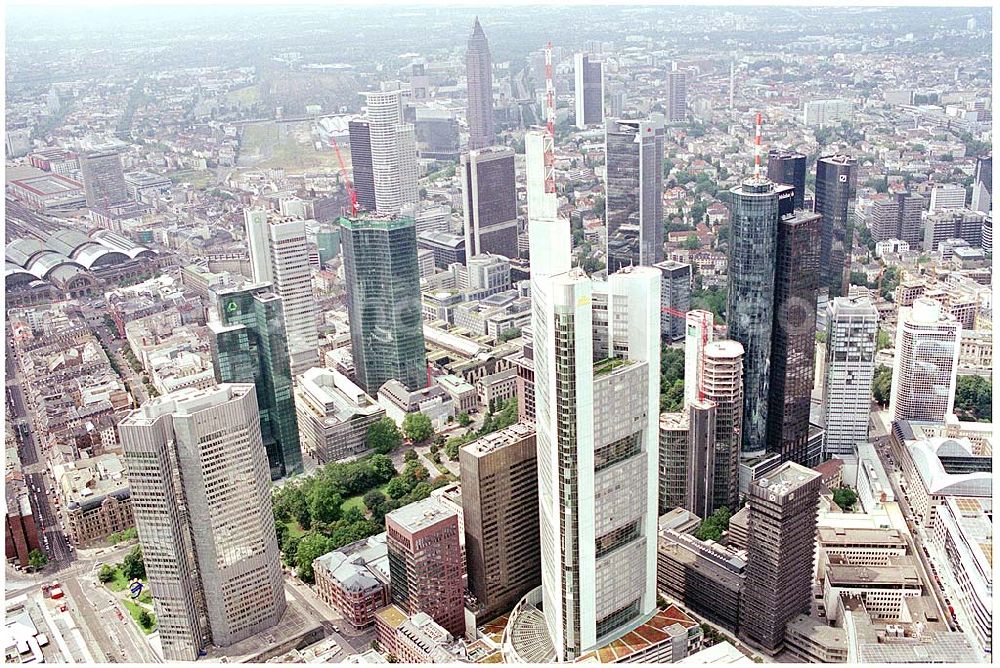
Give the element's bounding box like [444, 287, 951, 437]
[970, 153, 992, 214]
[348, 120, 376, 211]
[605, 117, 665, 273]
[654, 260, 691, 341]
[983, 215, 993, 253]
[726, 178, 788, 456]
[348, 90, 418, 215]
[532, 261, 661, 660]
[574, 53, 604, 129]
[702, 340, 744, 514]
[890, 298, 962, 423]
[385, 497, 466, 637]
[209, 284, 302, 479]
[739, 462, 821, 655]
[79, 148, 129, 209]
[410, 61, 430, 100]
[822, 297, 878, 458]
[684, 310, 714, 406]
[928, 183, 968, 211]
[766, 150, 807, 210]
[340, 214, 427, 394]
[896, 191, 924, 247]
[245, 210, 319, 377]
[766, 209, 821, 466]
[814, 154, 857, 299]
[659, 400, 718, 518]
[466, 17, 494, 150]
[461, 147, 518, 259]
[665, 65, 687, 124]
[119, 384, 286, 661]
[459, 423, 540, 620]
[869, 196, 900, 243]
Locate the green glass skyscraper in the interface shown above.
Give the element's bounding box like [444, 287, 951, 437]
[340, 214, 427, 394]
[209, 284, 302, 479]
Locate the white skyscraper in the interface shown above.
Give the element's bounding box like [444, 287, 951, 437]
[822, 297, 878, 457]
[890, 298, 962, 423]
[506, 130, 660, 662]
[245, 209, 319, 376]
[684, 309, 715, 405]
[362, 90, 418, 214]
[928, 183, 968, 212]
[118, 384, 286, 661]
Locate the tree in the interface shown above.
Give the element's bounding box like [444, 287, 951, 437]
[295, 533, 335, 583]
[681, 234, 701, 250]
[872, 367, 892, 406]
[367, 417, 402, 454]
[444, 439, 461, 460]
[363, 490, 388, 517]
[833, 487, 858, 511]
[122, 546, 145, 580]
[498, 327, 522, 342]
[98, 564, 116, 584]
[281, 534, 301, 566]
[273, 483, 310, 529]
[403, 460, 430, 485]
[660, 379, 684, 412]
[408, 482, 433, 502]
[877, 330, 892, 351]
[880, 266, 900, 301]
[385, 476, 410, 499]
[369, 454, 396, 482]
[309, 478, 343, 525]
[694, 507, 732, 542]
[955, 375, 992, 422]
[456, 412, 471, 427]
[137, 610, 153, 630]
[402, 413, 434, 443]
[403, 449, 418, 463]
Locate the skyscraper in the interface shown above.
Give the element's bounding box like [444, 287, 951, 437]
[726, 178, 788, 455]
[461, 147, 518, 259]
[340, 214, 427, 394]
[896, 191, 925, 247]
[766, 150, 807, 210]
[348, 120, 376, 212]
[684, 309, 714, 406]
[890, 298, 962, 423]
[79, 147, 129, 209]
[574, 53, 604, 129]
[466, 17, 494, 150]
[245, 210, 319, 377]
[349, 90, 418, 215]
[869, 196, 900, 243]
[209, 284, 302, 479]
[119, 384, 286, 661]
[531, 265, 661, 660]
[659, 401, 718, 519]
[665, 65, 687, 124]
[702, 340, 744, 514]
[739, 462, 821, 655]
[605, 117, 665, 273]
[766, 209, 822, 466]
[654, 260, 691, 342]
[385, 497, 466, 637]
[459, 423, 540, 620]
[822, 297, 878, 458]
[814, 154, 857, 298]
[970, 153, 992, 214]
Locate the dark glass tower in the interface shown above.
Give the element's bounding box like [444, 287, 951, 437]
[739, 462, 821, 655]
[766, 209, 822, 466]
[461, 147, 518, 259]
[340, 214, 427, 394]
[814, 154, 857, 299]
[726, 178, 789, 456]
[209, 284, 302, 479]
[466, 18, 494, 151]
[605, 117, 665, 273]
[766, 150, 807, 210]
[348, 120, 376, 212]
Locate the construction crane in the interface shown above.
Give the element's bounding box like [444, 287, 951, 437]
[329, 137, 358, 217]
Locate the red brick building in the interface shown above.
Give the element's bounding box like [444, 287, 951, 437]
[385, 497, 466, 637]
[313, 533, 389, 629]
[5, 475, 40, 566]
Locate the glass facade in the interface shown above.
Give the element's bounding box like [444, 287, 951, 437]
[340, 215, 427, 394]
[766, 150, 807, 210]
[814, 155, 857, 298]
[210, 286, 302, 479]
[605, 118, 664, 273]
[726, 178, 780, 455]
[766, 211, 821, 466]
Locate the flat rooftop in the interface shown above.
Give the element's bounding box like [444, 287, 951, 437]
[462, 422, 535, 458]
[10, 173, 82, 196]
[385, 496, 457, 534]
